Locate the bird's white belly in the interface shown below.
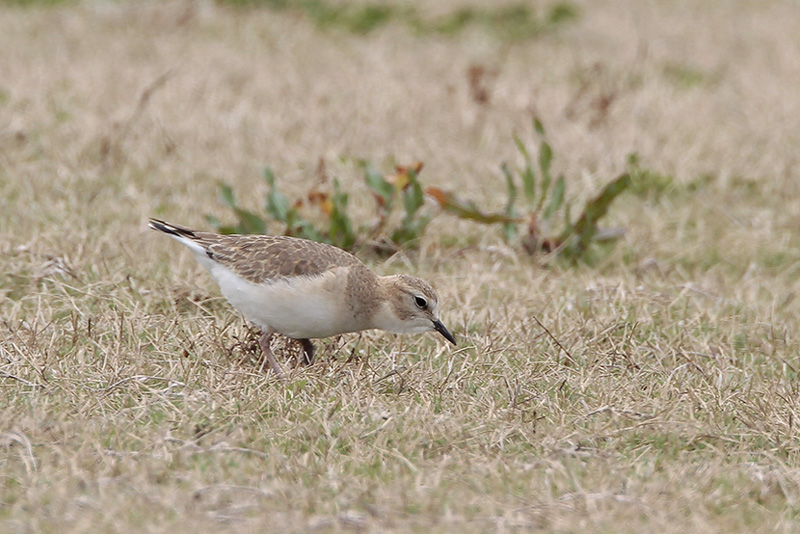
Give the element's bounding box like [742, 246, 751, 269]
[207, 262, 355, 339]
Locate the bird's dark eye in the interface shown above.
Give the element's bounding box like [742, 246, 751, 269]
[414, 296, 428, 309]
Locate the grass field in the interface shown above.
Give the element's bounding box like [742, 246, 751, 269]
[3, 0, 800, 532]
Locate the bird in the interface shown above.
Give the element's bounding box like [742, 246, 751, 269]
[148, 219, 456, 378]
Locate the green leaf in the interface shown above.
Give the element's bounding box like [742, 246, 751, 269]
[233, 209, 268, 234]
[264, 168, 290, 222]
[364, 167, 394, 205]
[538, 140, 552, 178]
[214, 183, 269, 234]
[263, 167, 277, 186]
[392, 169, 430, 248]
[393, 213, 431, 248]
[501, 163, 519, 241]
[533, 117, 545, 136]
[501, 163, 517, 215]
[502, 220, 517, 242]
[329, 179, 355, 249]
[543, 175, 565, 221]
[547, 3, 580, 25]
[563, 201, 573, 234]
[207, 214, 241, 235]
[513, 133, 531, 163]
[521, 165, 536, 207]
[535, 142, 552, 212]
[513, 134, 536, 206]
[410, 168, 425, 207]
[218, 184, 237, 209]
[560, 172, 631, 258]
[296, 220, 326, 244]
[403, 169, 425, 217]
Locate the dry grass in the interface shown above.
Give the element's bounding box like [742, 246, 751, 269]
[3, 0, 800, 532]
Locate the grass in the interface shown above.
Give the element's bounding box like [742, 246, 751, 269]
[3, 0, 800, 532]
[216, 0, 579, 39]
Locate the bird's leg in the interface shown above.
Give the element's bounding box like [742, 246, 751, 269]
[258, 330, 285, 380]
[299, 339, 315, 366]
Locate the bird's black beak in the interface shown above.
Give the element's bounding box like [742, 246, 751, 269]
[433, 319, 457, 346]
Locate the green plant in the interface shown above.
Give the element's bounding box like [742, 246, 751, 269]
[427, 119, 631, 263]
[218, 0, 579, 41]
[207, 163, 433, 254]
[209, 121, 632, 263]
[364, 162, 430, 249]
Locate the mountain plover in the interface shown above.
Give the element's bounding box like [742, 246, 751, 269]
[148, 219, 456, 377]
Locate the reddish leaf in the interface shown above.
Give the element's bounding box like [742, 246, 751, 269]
[427, 187, 521, 225]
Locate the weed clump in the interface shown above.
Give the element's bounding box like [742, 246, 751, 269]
[210, 121, 633, 264]
[207, 163, 431, 255]
[218, 0, 580, 40]
[428, 120, 632, 263]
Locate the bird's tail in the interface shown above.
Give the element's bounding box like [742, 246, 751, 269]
[148, 218, 197, 239]
[148, 218, 213, 260]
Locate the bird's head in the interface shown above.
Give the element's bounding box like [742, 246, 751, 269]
[374, 275, 456, 345]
